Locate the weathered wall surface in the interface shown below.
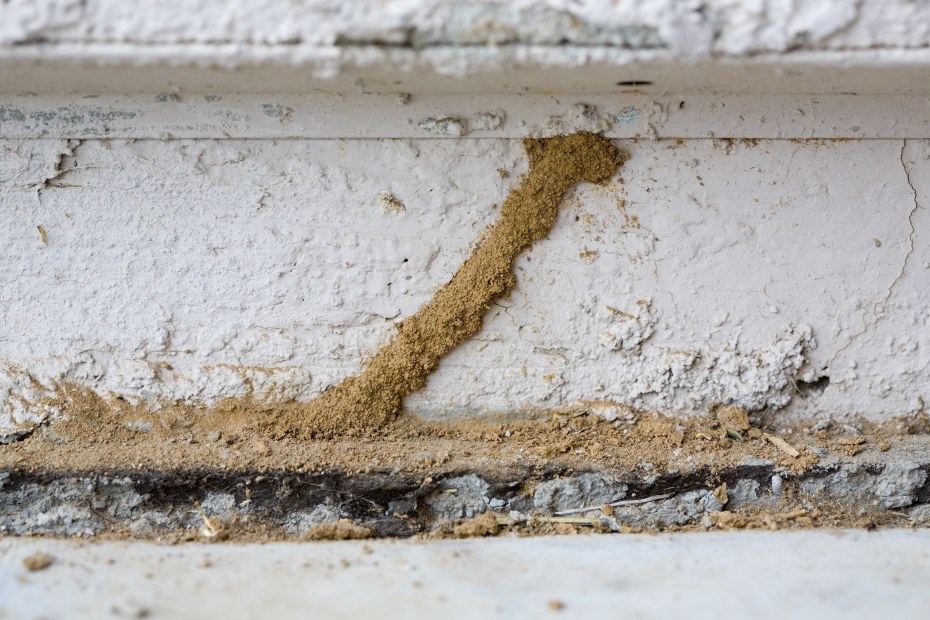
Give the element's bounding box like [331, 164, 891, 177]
[2, 123, 927, 434]
[4, 0, 930, 53]
[4, 0, 930, 96]
[1, 1, 929, 437]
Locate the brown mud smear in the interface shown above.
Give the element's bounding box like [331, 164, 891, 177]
[22, 552, 55, 571]
[305, 520, 373, 541]
[14, 385, 927, 479]
[6, 401, 930, 539]
[261, 132, 626, 438]
[453, 512, 500, 538]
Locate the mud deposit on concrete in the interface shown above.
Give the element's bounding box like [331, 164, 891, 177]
[261, 132, 625, 438]
[3, 132, 929, 541]
[3, 404, 930, 540]
[3, 441, 929, 540]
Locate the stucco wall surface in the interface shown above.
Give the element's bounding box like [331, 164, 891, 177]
[1, 1, 929, 437]
[1, 129, 927, 435]
[4, 1, 930, 98]
[3, 0, 930, 54]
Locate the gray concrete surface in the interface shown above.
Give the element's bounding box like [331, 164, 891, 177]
[2, 531, 929, 619]
[5, 443, 929, 538]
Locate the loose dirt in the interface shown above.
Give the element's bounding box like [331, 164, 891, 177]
[4, 401, 928, 540]
[5, 383, 923, 480]
[453, 512, 500, 538]
[22, 552, 54, 571]
[305, 520, 373, 541]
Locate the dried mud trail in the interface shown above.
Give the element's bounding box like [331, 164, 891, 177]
[263, 132, 627, 438]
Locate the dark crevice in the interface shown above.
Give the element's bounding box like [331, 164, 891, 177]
[5, 460, 925, 538]
[0, 429, 35, 445]
[796, 375, 831, 397]
[915, 465, 930, 505]
[1, 462, 819, 538]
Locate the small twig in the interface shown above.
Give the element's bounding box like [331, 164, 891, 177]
[610, 493, 674, 507]
[554, 493, 673, 516]
[764, 433, 800, 457]
[533, 516, 599, 525]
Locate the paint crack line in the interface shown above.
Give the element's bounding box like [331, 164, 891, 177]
[873, 139, 923, 319]
[881, 139, 923, 308]
[829, 139, 922, 368]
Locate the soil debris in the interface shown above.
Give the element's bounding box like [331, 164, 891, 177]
[305, 519, 373, 541]
[837, 436, 867, 457]
[716, 405, 751, 432]
[22, 552, 54, 572]
[196, 504, 230, 542]
[765, 433, 801, 458]
[11, 391, 918, 481]
[709, 508, 814, 531]
[453, 511, 501, 538]
[260, 132, 626, 439]
[5, 385, 929, 540]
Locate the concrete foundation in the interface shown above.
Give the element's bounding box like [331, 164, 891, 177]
[4, 531, 930, 619]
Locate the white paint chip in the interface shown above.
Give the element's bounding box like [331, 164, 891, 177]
[418, 116, 467, 137]
[378, 191, 406, 216]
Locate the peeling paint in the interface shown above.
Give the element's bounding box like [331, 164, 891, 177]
[4, 94, 930, 140]
[260, 103, 292, 121]
[0, 105, 138, 137]
[613, 106, 641, 127]
[542, 103, 612, 136]
[470, 111, 505, 132]
[418, 116, 467, 137]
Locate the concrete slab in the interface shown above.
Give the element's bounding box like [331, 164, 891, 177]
[2, 531, 929, 619]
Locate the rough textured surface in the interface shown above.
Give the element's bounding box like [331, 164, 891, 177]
[5, 2, 930, 96]
[4, 407, 930, 538]
[262, 133, 624, 437]
[532, 473, 627, 513]
[4, 1, 930, 55]
[3, 454, 929, 539]
[2, 136, 927, 435]
[2, 1, 929, 439]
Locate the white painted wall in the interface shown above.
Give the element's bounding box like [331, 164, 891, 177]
[4, 0, 930, 54]
[1, 1, 929, 436]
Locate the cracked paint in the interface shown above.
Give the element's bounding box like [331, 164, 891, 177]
[829, 140, 925, 370]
